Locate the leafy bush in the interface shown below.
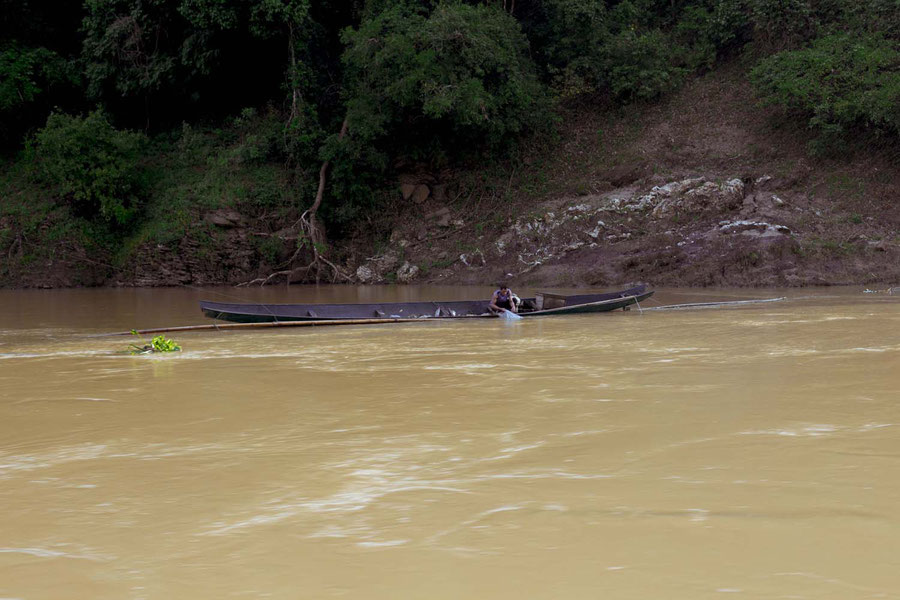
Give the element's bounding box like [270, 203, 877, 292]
[601, 30, 687, 101]
[844, 0, 900, 40]
[175, 122, 213, 162]
[751, 33, 900, 148]
[518, 0, 751, 101]
[702, 0, 753, 52]
[28, 110, 146, 225]
[746, 0, 900, 49]
[672, 1, 751, 65]
[747, 0, 816, 51]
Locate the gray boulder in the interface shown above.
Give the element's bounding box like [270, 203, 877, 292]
[205, 209, 246, 228]
[396, 261, 419, 283]
[412, 184, 430, 204]
[356, 265, 377, 283]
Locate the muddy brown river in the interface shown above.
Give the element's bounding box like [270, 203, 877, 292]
[1, 285, 898, 599]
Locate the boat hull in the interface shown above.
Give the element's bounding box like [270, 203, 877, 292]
[200, 284, 653, 323]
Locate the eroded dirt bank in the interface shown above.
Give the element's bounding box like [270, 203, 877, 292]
[351, 171, 899, 289]
[33, 167, 896, 290]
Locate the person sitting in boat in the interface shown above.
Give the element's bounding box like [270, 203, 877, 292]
[489, 283, 519, 313]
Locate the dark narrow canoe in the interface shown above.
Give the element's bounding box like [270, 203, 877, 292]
[200, 284, 653, 323]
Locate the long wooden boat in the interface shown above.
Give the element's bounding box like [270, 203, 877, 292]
[200, 284, 653, 323]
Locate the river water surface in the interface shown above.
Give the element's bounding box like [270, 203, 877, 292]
[1, 286, 898, 599]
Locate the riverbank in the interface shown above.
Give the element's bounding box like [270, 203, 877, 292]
[2, 63, 898, 290]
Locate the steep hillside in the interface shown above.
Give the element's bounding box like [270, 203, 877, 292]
[344, 62, 900, 288]
[2, 63, 898, 289]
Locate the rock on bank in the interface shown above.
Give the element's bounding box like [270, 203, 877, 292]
[359, 174, 900, 288]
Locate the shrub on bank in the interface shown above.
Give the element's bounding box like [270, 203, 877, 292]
[27, 110, 146, 226]
[751, 33, 900, 149]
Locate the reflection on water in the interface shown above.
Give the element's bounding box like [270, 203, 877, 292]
[0, 286, 899, 599]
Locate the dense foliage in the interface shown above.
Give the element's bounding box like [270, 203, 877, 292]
[342, 3, 551, 153]
[28, 111, 147, 225]
[752, 33, 900, 150]
[2, 0, 899, 242]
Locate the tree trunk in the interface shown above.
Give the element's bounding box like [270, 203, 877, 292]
[307, 118, 349, 247]
[287, 23, 301, 125]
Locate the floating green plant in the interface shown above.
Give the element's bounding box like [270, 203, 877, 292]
[129, 331, 182, 354]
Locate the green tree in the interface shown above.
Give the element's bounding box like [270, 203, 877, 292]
[0, 45, 74, 112]
[81, 0, 180, 114]
[341, 2, 552, 156]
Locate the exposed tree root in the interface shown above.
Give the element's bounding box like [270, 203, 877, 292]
[237, 242, 353, 287]
[240, 119, 352, 287]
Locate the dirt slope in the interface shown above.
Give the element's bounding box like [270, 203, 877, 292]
[373, 62, 900, 289]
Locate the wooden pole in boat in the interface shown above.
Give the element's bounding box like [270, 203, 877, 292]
[100, 317, 441, 337]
